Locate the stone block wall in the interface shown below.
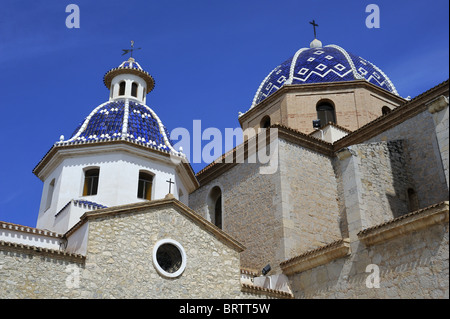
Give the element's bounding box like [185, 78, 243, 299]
[430, 103, 449, 190]
[367, 111, 448, 209]
[80, 205, 243, 298]
[189, 158, 284, 272]
[0, 203, 261, 299]
[190, 137, 342, 272]
[336, 140, 411, 238]
[288, 222, 449, 299]
[0, 248, 85, 298]
[278, 139, 342, 258]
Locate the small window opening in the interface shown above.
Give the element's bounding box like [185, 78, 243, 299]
[131, 82, 138, 97]
[156, 243, 182, 274]
[119, 81, 126, 96]
[45, 179, 55, 210]
[214, 195, 222, 229]
[382, 106, 391, 115]
[137, 171, 153, 200]
[260, 116, 271, 129]
[208, 186, 222, 229]
[83, 168, 99, 196]
[316, 101, 336, 125]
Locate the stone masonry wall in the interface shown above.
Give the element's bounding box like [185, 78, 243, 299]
[289, 222, 449, 298]
[278, 139, 342, 258]
[189, 157, 284, 272]
[430, 104, 449, 190]
[0, 204, 266, 299]
[0, 248, 85, 298]
[190, 138, 343, 272]
[80, 206, 243, 298]
[367, 110, 449, 209]
[342, 140, 411, 229]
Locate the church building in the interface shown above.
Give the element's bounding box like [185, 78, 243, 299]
[0, 33, 448, 299]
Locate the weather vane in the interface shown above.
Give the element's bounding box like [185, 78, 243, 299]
[309, 20, 318, 39]
[122, 40, 141, 58]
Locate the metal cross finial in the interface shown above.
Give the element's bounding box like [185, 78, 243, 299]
[122, 40, 141, 58]
[309, 20, 319, 39]
[166, 178, 175, 194]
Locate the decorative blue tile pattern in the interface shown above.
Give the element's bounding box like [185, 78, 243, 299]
[291, 47, 355, 85]
[73, 200, 107, 209]
[256, 57, 293, 105]
[70, 100, 125, 141]
[251, 44, 397, 108]
[67, 99, 175, 152]
[347, 51, 397, 94]
[128, 101, 173, 149]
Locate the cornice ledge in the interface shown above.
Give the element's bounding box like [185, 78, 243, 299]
[280, 238, 350, 275]
[241, 283, 294, 299]
[357, 201, 449, 246]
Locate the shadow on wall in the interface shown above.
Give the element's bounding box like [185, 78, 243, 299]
[385, 140, 412, 218]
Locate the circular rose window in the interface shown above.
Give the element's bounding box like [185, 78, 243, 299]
[152, 239, 186, 278]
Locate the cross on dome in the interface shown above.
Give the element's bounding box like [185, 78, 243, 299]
[309, 20, 319, 39]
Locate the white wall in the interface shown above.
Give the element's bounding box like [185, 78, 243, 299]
[0, 222, 62, 250]
[36, 146, 189, 233]
[110, 74, 147, 104]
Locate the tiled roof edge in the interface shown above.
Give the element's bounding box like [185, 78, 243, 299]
[241, 283, 294, 299]
[0, 240, 85, 260]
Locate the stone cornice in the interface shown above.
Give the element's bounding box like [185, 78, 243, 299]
[333, 79, 449, 150]
[0, 240, 85, 261]
[426, 95, 449, 114]
[241, 283, 294, 299]
[195, 80, 449, 187]
[280, 239, 351, 275]
[195, 125, 333, 185]
[357, 201, 449, 246]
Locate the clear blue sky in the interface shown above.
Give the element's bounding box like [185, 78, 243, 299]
[0, 0, 448, 227]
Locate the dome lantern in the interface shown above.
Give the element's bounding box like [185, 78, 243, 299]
[103, 42, 155, 104]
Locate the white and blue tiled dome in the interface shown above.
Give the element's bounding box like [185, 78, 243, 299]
[250, 41, 398, 109]
[58, 57, 178, 155]
[65, 99, 176, 153]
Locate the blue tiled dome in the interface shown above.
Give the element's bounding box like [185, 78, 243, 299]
[250, 43, 398, 109]
[65, 99, 176, 153]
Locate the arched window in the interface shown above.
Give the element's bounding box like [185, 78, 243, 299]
[316, 100, 336, 125]
[131, 82, 138, 97]
[83, 168, 99, 196]
[207, 186, 222, 229]
[119, 81, 126, 96]
[45, 179, 55, 210]
[382, 106, 391, 115]
[260, 116, 271, 129]
[214, 195, 222, 229]
[137, 171, 153, 200]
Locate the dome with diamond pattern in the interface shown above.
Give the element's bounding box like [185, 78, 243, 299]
[250, 39, 398, 109]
